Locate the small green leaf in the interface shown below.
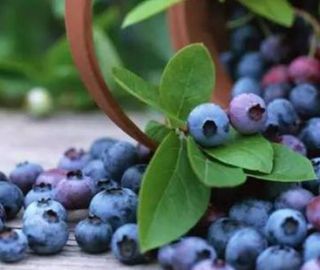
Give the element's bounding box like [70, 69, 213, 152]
[160, 44, 215, 126]
[239, 0, 294, 27]
[123, 0, 183, 28]
[112, 67, 160, 109]
[205, 134, 273, 173]
[187, 137, 247, 187]
[247, 143, 317, 182]
[145, 120, 171, 144]
[139, 132, 210, 252]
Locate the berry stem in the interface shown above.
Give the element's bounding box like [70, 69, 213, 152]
[226, 12, 255, 29]
[294, 8, 320, 57]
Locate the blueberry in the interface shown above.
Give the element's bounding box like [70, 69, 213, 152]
[290, 84, 320, 118]
[9, 161, 43, 194]
[229, 93, 267, 134]
[230, 25, 261, 54]
[265, 208, 307, 247]
[301, 258, 320, 270]
[256, 246, 302, 270]
[303, 233, 320, 262]
[35, 168, 67, 188]
[266, 98, 299, 135]
[275, 187, 314, 213]
[207, 217, 245, 258]
[0, 172, 8, 182]
[121, 164, 146, 194]
[220, 51, 237, 79]
[89, 137, 117, 159]
[279, 135, 307, 156]
[306, 196, 320, 230]
[23, 198, 67, 223]
[58, 148, 91, 171]
[0, 181, 23, 219]
[23, 209, 69, 254]
[260, 35, 290, 63]
[89, 188, 137, 230]
[289, 56, 320, 84]
[231, 77, 261, 98]
[187, 103, 230, 147]
[300, 118, 320, 154]
[101, 141, 138, 181]
[192, 259, 236, 270]
[263, 83, 291, 104]
[75, 215, 112, 254]
[229, 199, 273, 232]
[236, 52, 266, 80]
[158, 243, 179, 269]
[24, 183, 55, 208]
[111, 224, 147, 265]
[263, 182, 301, 200]
[262, 65, 290, 88]
[171, 237, 217, 270]
[82, 159, 109, 183]
[225, 228, 267, 270]
[303, 157, 320, 194]
[0, 228, 28, 263]
[0, 203, 6, 223]
[94, 178, 119, 193]
[54, 170, 95, 210]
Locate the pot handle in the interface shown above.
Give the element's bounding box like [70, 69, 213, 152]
[65, 0, 157, 149]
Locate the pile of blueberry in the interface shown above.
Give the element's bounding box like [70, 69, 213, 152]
[0, 140, 151, 264]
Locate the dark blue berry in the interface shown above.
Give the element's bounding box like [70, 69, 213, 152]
[90, 137, 117, 159]
[303, 233, 320, 262]
[237, 52, 266, 80]
[0, 228, 28, 263]
[187, 103, 230, 147]
[23, 209, 69, 254]
[300, 118, 320, 154]
[230, 25, 261, 54]
[121, 164, 146, 194]
[260, 35, 290, 64]
[89, 188, 137, 230]
[82, 159, 109, 183]
[0, 181, 23, 219]
[58, 148, 91, 171]
[263, 83, 291, 104]
[0, 172, 8, 182]
[111, 224, 147, 265]
[231, 77, 261, 98]
[9, 161, 43, 194]
[24, 183, 54, 208]
[75, 215, 112, 254]
[256, 246, 302, 270]
[158, 244, 178, 269]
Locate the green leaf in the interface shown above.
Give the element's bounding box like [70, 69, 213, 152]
[160, 44, 215, 125]
[247, 143, 317, 182]
[145, 120, 171, 144]
[239, 0, 294, 27]
[205, 134, 273, 173]
[187, 137, 247, 187]
[123, 0, 183, 28]
[139, 132, 210, 252]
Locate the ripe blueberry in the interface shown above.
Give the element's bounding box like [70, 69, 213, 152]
[9, 161, 43, 194]
[35, 168, 66, 188]
[263, 83, 291, 104]
[236, 52, 266, 80]
[82, 159, 109, 183]
[229, 93, 267, 134]
[256, 246, 302, 270]
[230, 25, 261, 54]
[111, 223, 147, 265]
[171, 237, 217, 270]
[303, 157, 320, 194]
[290, 83, 320, 118]
[260, 35, 290, 63]
[121, 164, 147, 194]
[158, 243, 179, 269]
[58, 148, 91, 171]
[279, 135, 307, 156]
[187, 103, 230, 147]
[0, 181, 23, 219]
[265, 208, 307, 247]
[101, 141, 138, 181]
[300, 118, 320, 155]
[303, 233, 320, 262]
[225, 228, 267, 270]
[23, 209, 69, 254]
[301, 258, 320, 270]
[54, 170, 95, 210]
[75, 215, 112, 254]
[192, 259, 235, 270]
[89, 137, 117, 159]
[231, 77, 261, 98]
[0, 228, 28, 263]
[24, 183, 54, 208]
[89, 188, 137, 230]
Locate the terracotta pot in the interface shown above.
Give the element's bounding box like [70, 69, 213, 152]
[64, 0, 232, 147]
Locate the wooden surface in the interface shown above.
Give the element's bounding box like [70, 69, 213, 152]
[0, 110, 159, 270]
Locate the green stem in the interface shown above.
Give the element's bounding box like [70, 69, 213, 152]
[226, 13, 255, 29]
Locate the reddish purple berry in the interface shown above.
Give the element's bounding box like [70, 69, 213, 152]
[289, 56, 320, 84]
[35, 168, 67, 188]
[58, 148, 91, 171]
[262, 65, 290, 88]
[192, 259, 235, 270]
[307, 196, 320, 230]
[280, 135, 307, 156]
[54, 170, 94, 210]
[229, 93, 267, 134]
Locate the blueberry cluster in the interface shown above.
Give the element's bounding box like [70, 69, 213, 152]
[0, 138, 150, 264]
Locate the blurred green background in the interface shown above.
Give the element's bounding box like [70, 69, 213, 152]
[0, 0, 173, 114]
